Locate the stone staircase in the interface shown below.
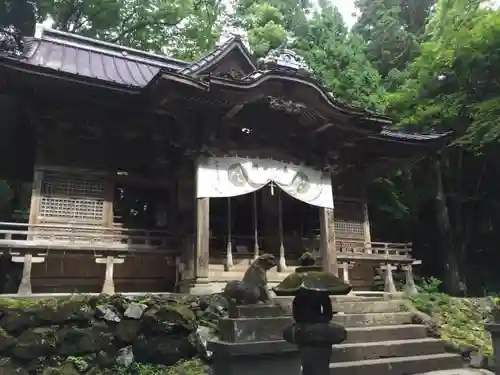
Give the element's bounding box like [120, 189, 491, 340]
[274, 295, 463, 375]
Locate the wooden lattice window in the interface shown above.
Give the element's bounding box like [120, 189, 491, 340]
[39, 171, 105, 222]
[334, 200, 365, 239]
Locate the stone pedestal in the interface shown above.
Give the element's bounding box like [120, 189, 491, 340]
[300, 345, 332, 375]
[208, 304, 300, 375]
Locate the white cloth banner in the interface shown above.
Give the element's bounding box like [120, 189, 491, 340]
[196, 157, 334, 209]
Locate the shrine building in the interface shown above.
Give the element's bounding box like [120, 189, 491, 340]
[0, 24, 450, 295]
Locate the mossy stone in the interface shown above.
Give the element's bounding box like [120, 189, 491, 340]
[273, 265, 352, 296]
[11, 327, 56, 359]
[0, 327, 16, 352]
[115, 319, 142, 343]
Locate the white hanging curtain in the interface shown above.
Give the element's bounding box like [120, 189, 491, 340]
[196, 156, 334, 209]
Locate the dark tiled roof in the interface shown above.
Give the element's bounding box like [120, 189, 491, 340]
[11, 25, 189, 88]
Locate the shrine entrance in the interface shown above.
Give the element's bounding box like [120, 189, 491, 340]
[209, 186, 320, 266]
[195, 155, 333, 278]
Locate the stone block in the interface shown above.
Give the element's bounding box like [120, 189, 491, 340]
[228, 304, 286, 319]
[219, 316, 292, 343]
[208, 340, 300, 375]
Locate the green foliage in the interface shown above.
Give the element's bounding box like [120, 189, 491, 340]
[410, 292, 493, 355]
[418, 277, 443, 294]
[293, 3, 386, 112]
[113, 359, 206, 375]
[353, 0, 433, 89]
[35, 0, 224, 57]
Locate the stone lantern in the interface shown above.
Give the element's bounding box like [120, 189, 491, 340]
[272, 253, 352, 375]
[485, 305, 500, 374]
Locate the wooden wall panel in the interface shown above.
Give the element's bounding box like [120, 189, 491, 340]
[348, 263, 376, 291]
[31, 254, 176, 293]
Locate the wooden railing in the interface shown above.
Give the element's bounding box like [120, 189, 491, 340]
[0, 222, 177, 255]
[336, 240, 412, 261]
[209, 234, 413, 262]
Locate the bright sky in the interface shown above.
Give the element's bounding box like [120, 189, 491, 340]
[332, 0, 358, 28]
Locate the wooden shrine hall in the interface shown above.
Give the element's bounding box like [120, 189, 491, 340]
[0, 24, 450, 295]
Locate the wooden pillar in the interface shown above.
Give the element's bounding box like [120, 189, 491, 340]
[96, 255, 125, 295]
[28, 167, 43, 226]
[319, 207, 338, 276]
[12, 253, 45, 295]
[102, 174, 115, 228]
[225, 198, 233, 271]
[363, 202, 372, 244]
[252, 192, 259, 261]
[196, 197, 210, 279]
[277, 191, 287, 272]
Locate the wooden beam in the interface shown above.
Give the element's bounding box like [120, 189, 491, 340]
[223, 104, 245, 120]
[312, 122, 334, 135]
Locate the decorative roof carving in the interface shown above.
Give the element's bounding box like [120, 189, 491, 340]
[259, 47, 311, 76]
[268, 97, 305, 114]
[0, 25, 24, 57]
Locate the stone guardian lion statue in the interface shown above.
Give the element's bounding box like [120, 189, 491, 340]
[223, 254, 277, 305]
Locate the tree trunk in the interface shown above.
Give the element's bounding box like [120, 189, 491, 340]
[434, 158, 465, 295]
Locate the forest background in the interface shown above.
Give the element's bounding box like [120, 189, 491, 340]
[1, 0, 499, 296]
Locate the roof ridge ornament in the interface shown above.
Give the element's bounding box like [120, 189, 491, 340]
[258, 40, 311, 76]
[0, 25, 24, 57]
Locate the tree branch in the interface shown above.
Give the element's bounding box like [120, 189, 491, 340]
[108, 17, 183, 44]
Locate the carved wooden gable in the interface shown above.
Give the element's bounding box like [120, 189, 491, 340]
[185, 39, 255, 79]
[207, 48, 255, 79]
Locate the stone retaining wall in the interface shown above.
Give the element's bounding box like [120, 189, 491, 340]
[0, 294, 225, 374]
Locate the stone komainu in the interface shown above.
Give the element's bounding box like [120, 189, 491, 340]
[223, 254, 277, 305]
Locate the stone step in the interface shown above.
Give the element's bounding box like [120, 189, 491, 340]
[345, 324, 427, 343]
[209, 263, 298, 272]
[208, 270, 289, 282]
[334, 300, 405, 314]
[332, 312, 413, 327]
[275, 295, 391, 304]
[329, 353, 463, 375]
[275, 298, 405, 314]
[332, 338, 445, 362]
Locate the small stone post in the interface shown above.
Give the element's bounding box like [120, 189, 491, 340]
[381, 263, 397, 294]
[12, 253, 46, 295]
[95, 255, 125, 295]
[403, 264, 418, 296]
